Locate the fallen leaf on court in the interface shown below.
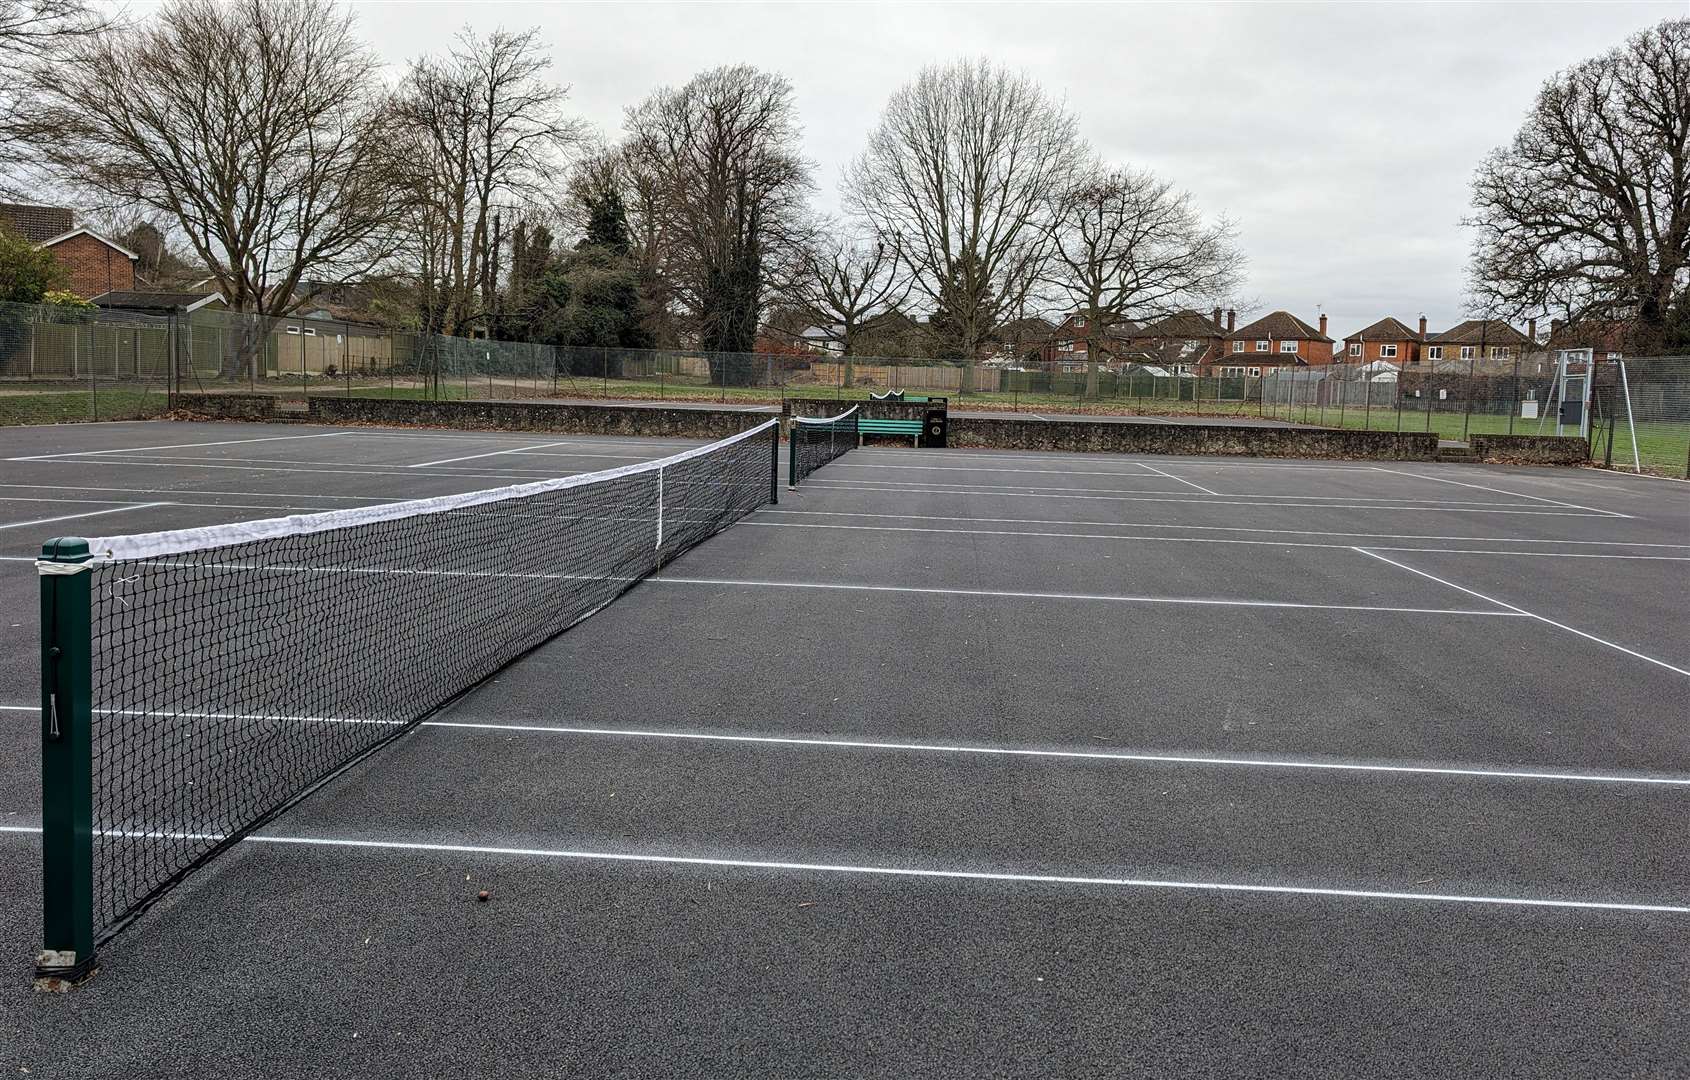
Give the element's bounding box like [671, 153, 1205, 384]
[797, 902, 815, 908]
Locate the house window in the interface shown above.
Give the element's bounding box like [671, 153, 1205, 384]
[1348, 343, 1362, 357]
[1460, 346, 1475, 360]
[1248, 367, 1260, 377]
[304, 327, 317, 338]
[1220, 366, 1245, 377]
[1255, 340, 1269, 352]
[1279, 340, 1298, 354]
[1425, 346, 1443, 361]
[1073, 317, 1086, 329]
[1489, 346, 1508, 359]
[1232, 340, 1245, 353]
[285, 325, 301, 335]
[1380, 344, 1397, 358]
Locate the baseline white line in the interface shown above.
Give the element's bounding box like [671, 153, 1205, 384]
[6, 431, 356, 461]
[1353, 548, 1690, 679]
[741, 521, 1690, 560]
[0, 482, 378, 502]
[5, 456, 596, 485]
[1138, 461, 1221, 495]
[816, 476, 1533, 506]
[0, 502, 170, 530]
[0, 494, 390, 514]
[757, 509, 1690, 548]
[649, 576, 1526, 617]
[408, 439, 599, 469]
[243, 835, 1690, 915]
[799, 482, 1610, 517]
[1370, 466, 1628, 518]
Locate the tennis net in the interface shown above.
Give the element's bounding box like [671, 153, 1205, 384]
[787, 405, 860, 487]
[36, 420, 779, 971]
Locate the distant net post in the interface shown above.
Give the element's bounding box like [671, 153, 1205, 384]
[36, 538, 96, 988]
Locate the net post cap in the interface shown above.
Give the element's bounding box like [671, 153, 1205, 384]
[33, 949, 97, 991]
[39, 538, 92, 562]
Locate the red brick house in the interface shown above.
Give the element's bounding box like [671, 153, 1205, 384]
[1420, 319, 1532, 373]
[1123, 308, 1233, 373]
[1338, 316, 1423, 367]
[0, 203, 138, 299]
[1222, 311, 1334, 371]
[1046, 313, 1143, 371]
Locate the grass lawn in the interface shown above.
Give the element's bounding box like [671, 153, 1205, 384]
[0, 389, 170, 425]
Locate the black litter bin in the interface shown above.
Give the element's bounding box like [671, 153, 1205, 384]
[924, 405, 948, 448]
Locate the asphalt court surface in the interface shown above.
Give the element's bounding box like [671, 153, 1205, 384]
[1, 420, 1689, 1078]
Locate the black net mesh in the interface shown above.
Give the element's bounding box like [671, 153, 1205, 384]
[789, 407, 859, 486]
[83, 422, 775, 941]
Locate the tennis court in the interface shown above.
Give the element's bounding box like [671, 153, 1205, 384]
[2, 417, 1688, 1077]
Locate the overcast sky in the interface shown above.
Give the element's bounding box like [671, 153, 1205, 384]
[353, 0, 1679, 341]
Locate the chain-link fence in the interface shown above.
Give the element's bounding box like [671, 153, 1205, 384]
[4, 299, 1685, 476]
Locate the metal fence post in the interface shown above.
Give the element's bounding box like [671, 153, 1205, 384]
[36, 537, 96, 988]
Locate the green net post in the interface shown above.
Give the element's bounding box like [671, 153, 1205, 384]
[769, 422, 780, 504]
[36, 538, 96, 988]
[787, 420, 799, 491]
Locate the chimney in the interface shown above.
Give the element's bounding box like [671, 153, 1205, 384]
[1527, 318, 1537, 344]
[1318, 313, 1328, 337]
[1212, 307, 1222, 332]
[1418, 315, 1427, 339]
[1226, 308, 1236, 332]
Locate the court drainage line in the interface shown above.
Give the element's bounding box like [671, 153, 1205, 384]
[1353, 548, 1690, 679]
[1137, 461, 1222, 495]
[0, 502, 171, 530]
[0, 823, 1681, 913]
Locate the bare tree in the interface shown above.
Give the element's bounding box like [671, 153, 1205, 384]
[792, 231, 909, 385]
[390, 26, 587, 336]
[845, 58, 1088, 386]
[623, 65, 813, 369]
[0, 0, 114, 194]
[1047, 164, 1243, 395]
[1467, 17, 1690, 354]
[14, 0, 399, 374]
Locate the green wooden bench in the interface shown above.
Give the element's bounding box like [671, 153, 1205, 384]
[859, 417, 924, 447]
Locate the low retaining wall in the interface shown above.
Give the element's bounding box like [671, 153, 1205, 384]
[949, 417, 1440, 461]
[306, 397, 775, 439]
[1468, 434, 1589, 465]
[173, 393, 280, 421]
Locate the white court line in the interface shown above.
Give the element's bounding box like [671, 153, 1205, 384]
[6, 430, 355, 462]
[0, 823, 1679, 913]
[0, 482, 378, 502]
[650, 576, 1527, 617]
[742, 521, 1690, 560]
[1370, 467, 1628, 519]
[0, 502, 170, 530]
[756, 509, 1690, 548]
[501, 450, 672, 461]
[0, 494, 390, 514]
[5, 456, 599, 486]
[241, 835, 1690, 915]
[407, 439, 598, 469]
[1137, 461, 1221, 495]
[799, 482, 1611, 517]
[828, 461, 1197, 479]
[1353, 548, 1690, 679]
[11, 705, 1690, 789]
[814, 475, 1536, 506]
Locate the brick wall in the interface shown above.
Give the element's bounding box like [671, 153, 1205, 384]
[307, 397, 776, 439]
[44, 234, 134, 299]
[950, 417, 1440, 460]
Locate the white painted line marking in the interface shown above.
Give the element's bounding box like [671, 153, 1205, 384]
[742, 520, 1690, 559]
[1353, 548, 1690, 679]
[242, 834, 1690, 915]
[756, 509, 1690, 548]
[0, 482, 377, 502]
[407, 439, 595, 468]
[0, 502, 170, 530]
[11, 705, 1688, 788]
[799, 482, 1611, 517]
[6, 431, 356, 461]
[1138, 461, 1221, 495]
[649, 576, 1527, 617]
[422, 719, 1690, 787]
[1370, 467, 1628, 518]
[816, 475, 1537, 506]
